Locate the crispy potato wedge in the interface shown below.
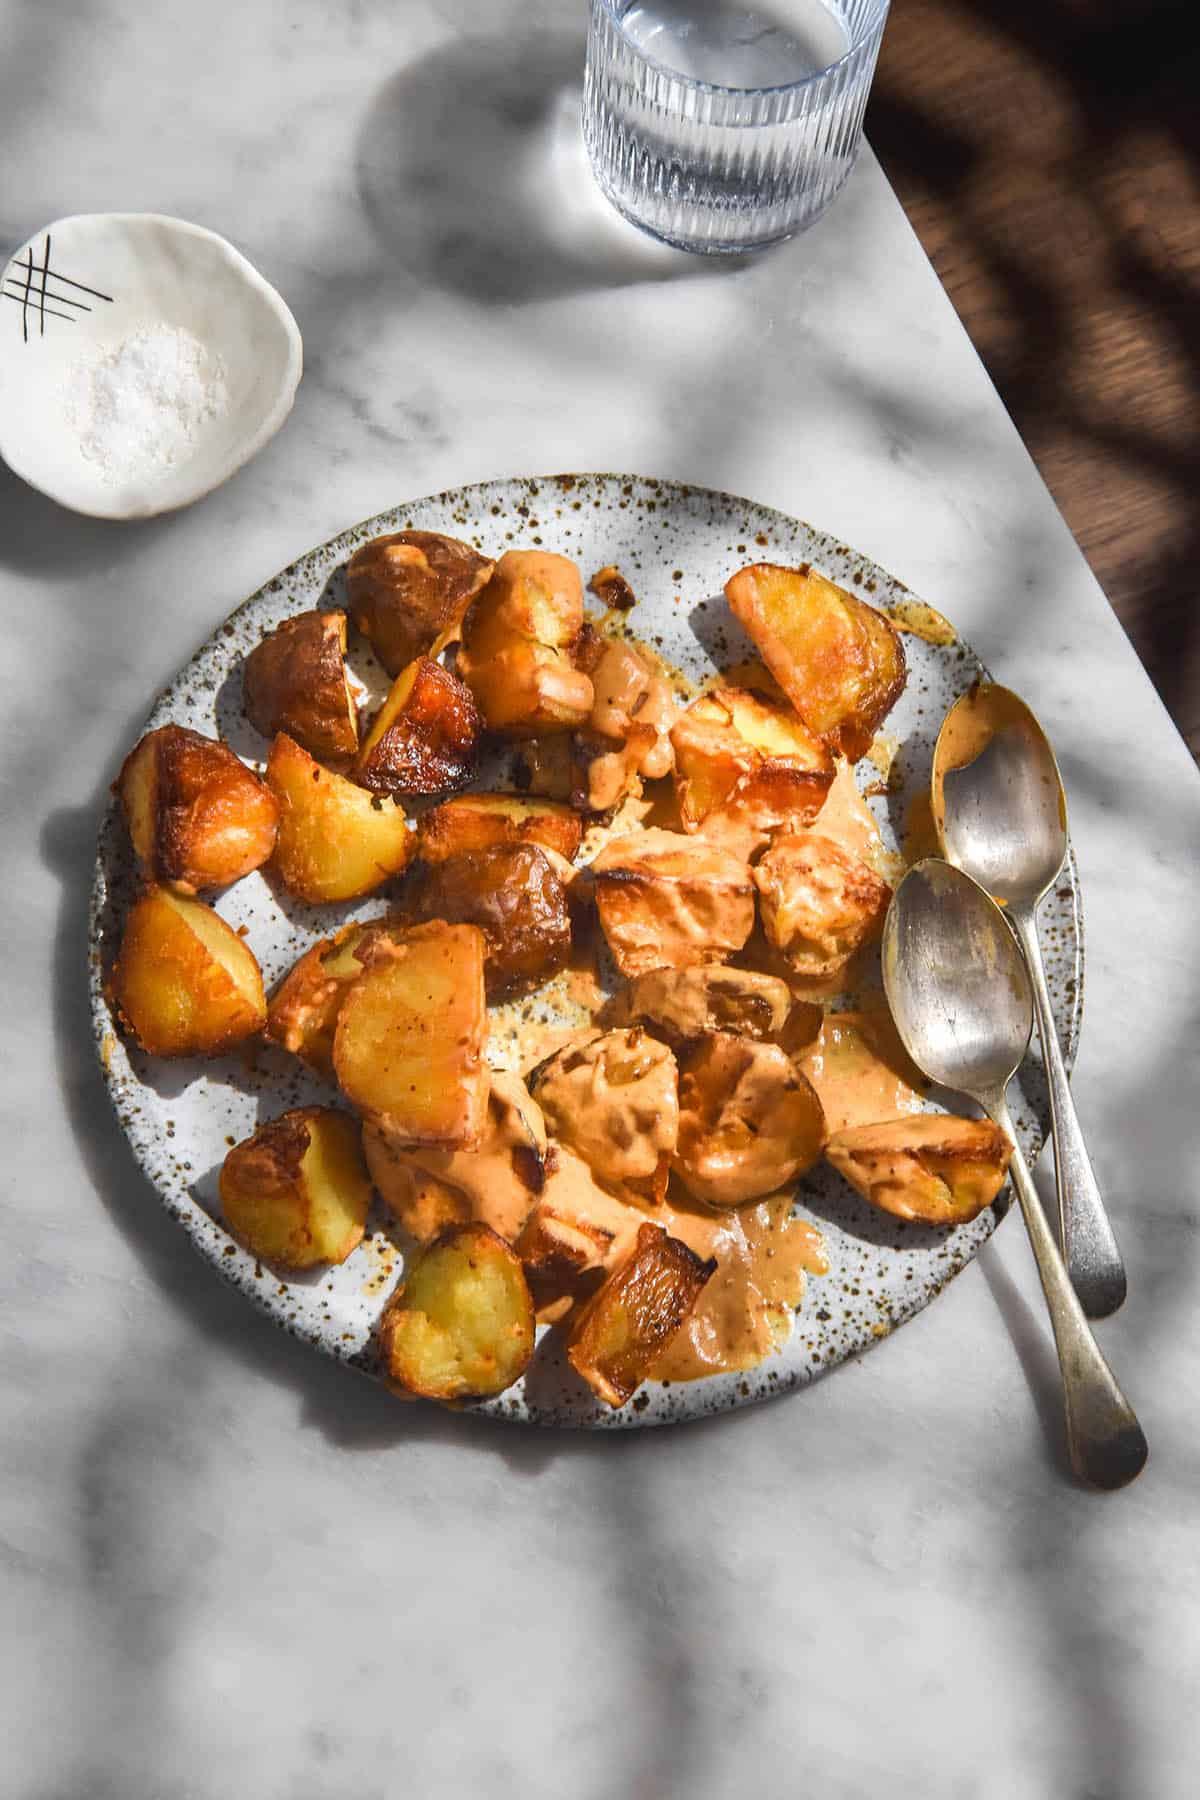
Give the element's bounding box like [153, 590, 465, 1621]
[457, 549, 594, 736]
[670, 685, 834, 853]
[346, 530, 494, 676]
[419, 791, 582, 864]
[117, 724, 279, 893]
[265, 731, 414, 903]
[219, 1106, 371, 1267]
[674, 1034, 827, 1207]
[725, 563, 907, 762]
[604, 964, 794, 1046]
[407, 842, 571, 999]
[378, 1222, 535, 1400]
[566, 1222, 716, 1408]
[590, 827, 755, 977]
[826, 1115, 1012, 1225]
[363, 1072, 548, 1245]
[242, 610, 359, 764]
[515, 1203, 613, 1305]
[530, 1028, 679, 1205]
[333, 920, 489, 1149]
[354, 656, 481, 799]
[111, 885, 267, 1056]
[754, 832, 891, 982]
[266, 920, 407, 1075]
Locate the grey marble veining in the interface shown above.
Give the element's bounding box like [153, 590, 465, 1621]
[2, 2, 1199, 1796]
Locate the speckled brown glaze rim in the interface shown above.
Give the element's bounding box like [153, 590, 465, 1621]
[88, 473, 1084, 1431]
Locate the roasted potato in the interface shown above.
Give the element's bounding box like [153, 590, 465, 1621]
[111, 885, 267, 1056]
[354, 656, 481, 799]
[514, 1202, 613, 1305]
[266, 920, 407, 1074]
[346, 530, 494, 675]
[725, 563, 906, 762]
[670, 685, 834, 853]
[219, 1107, 371, 1266]
[673, 1034, 826, 1207]
[407, 843, 571, 999]
[754, 832, 891, 982]
[419, 791, 582, 865]
[590, 828, 755, 978]
[457, 549, 594, 736]
[571, 637, 680, 812]
[265, 731, 414, 903]
[332, 920, 489, 1148]
[530, 1028, 679, 1205]
[378, 1222, 535, 1400]
[566, 1222, 716, 1408]
[825, 1115, 1012, 1225]
[604, 964, 794, 1046]
[116, 724, 278, 893]
[363, 1071, 548, 1245]
[242, 610, 359, 764]
[514, 734, 574, 800]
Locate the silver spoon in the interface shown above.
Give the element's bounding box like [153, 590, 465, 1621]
[882, 859, 1147, 1491]
[932, 683, 1126, 1318]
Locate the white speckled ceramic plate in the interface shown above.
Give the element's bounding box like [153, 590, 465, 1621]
[90, 475, 1083, 1428]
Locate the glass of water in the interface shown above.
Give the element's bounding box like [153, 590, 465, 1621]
[583, 0, 891, 253]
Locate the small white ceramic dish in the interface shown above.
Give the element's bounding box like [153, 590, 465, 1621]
[0, 213, 302, 519]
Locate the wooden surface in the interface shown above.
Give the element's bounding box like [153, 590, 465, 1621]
[871, 0, 1200, 756]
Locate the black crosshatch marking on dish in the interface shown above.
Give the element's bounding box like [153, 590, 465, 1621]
[4, 233, 114, 342]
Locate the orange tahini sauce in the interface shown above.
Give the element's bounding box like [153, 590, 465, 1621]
[796, 1008, 928, 1134]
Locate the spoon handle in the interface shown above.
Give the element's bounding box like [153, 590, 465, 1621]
[989, 1095, 1147, 1490]
[1009, 905, 1127, 1318]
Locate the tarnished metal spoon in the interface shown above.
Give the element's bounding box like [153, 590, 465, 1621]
[932, 683, 1126, 1319]
[883, 859, 1147, 1491]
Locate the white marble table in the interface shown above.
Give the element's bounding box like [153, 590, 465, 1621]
[3, 3, 1198, 1795]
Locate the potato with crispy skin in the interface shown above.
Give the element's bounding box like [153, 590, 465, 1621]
[406, 842, 571, 999]
[346, 530, 494, 675]
[670, 685, 834, 853]
[515, 1204, 613, 1307]
[590, 828, 755, 978]
[754, 832, 891, 983]
[242, 610, 359, 764]
[111, 886, 267, 1056]
[826, 1115, 1012, 1225]
[604, 964, 794, 1046]
[117, 725, 278, 893]
[333, 921, 489, 1149]
[725, 563, 906, 761]
[567, 1222, 716, 1408]
[378, 1222, 535, 1400]
[220, 1107, 371, 1267]
[419, 791, 582, 864]
[571, 636, 680, 813]
[265, 732, 413, 903]
[354, 657, 481, 799]
[266, 920, 407, 1074]
[457, 549, 594, 736]
[674, 1034, 826, 1207]
[530, 1028, 679, 1205]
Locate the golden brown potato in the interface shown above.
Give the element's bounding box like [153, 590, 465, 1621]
[378, 1222, 535, 1400]
[725, 563, 907, 761]
[590, 828, 755, 978]
[670, 685, 834, 853]
[219, 1107, 371, 1267]
[116, 724, 279, 894]
[265, 920, 407, 1075]
[571, 637, 680, 813]
[566, 1222, 716, 1408]
[754, 832, 891, 982]
[673, 1034, 826, 1207]
[265, 732, 414, 903]
[530, 1028, 679, 1205]
[825, 1115, 1012, 1225]
[604, 964, 794, 1046]
[111, 886, 267, 1057]
[407, 843, 571, 999]
[514, 734, 575, 800]
[457, 549, 594, 736]
[242, 610, 359, 764]
[514, 1203, 613, 1305]
[346, 530, 494, 676]
[419, 791, 582, 865]
[353, 656, 481, 799]
[333, 920, 489, 1149]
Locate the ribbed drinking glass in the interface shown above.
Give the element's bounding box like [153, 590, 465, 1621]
[583, 0, 891, 253]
